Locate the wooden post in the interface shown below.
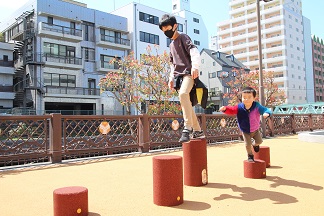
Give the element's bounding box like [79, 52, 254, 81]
[50, 113, 62, 163]
[139, 114, 150, 153]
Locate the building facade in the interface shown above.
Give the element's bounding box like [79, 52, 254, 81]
[217, 0, 313, 104]
[0, 0, 208, 115]
[0, 42, 15, 110]
[0, 0, 130, 115]
[200, 49, 249, 110]
[312, 35, 324, 102]
[111, 0, 208, 60]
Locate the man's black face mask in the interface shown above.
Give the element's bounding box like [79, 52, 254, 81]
[164, 28, 175, 39]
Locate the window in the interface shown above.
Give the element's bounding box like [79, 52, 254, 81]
[44, 73, 76, 87]
[100, 55, 120, 69]
[43, 42, 75, 57]
[47, 16, 53, 25]
[193, 17, 199, 23]
[194, 29, 200, 34]
[177, 23, 183, 32]
[209, 72, 216, 78]
[139, 12, 159, 25]
[140, 31, 159, 45]
[173, 4, 177, 10]
[3, 55, 8, 62]
[82, 47, 95, 62]
[194, 40, 200, 46]
[167, 38, 172, 47]
[82, 21, 95, 42]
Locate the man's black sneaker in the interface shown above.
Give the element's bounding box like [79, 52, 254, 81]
[253, 145, 260, 153]
[248, 154, 254, 162]
[179, 129, 191, 142]
[191, 131, 206, 140]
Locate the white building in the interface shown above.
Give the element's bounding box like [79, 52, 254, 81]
[111, 0, 209, 60]
[217, 0, 313, 104]
[0, 42, 15, 110]
[210, 35, 219, 51]
[200, 49, 249, 110]
[0, 0, 130, 115]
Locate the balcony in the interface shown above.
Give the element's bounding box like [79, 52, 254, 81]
[97, 34, 131, 50]
[38, 22, 83, 42]
[43, 54, 83, 70]
[0, 60, 14, 75]
[45, 86, 100, 98]
[0, 85, 15, 99]
[97, 61, 119, 73]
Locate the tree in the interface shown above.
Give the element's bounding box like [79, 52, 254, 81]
[98, 52, 143, 115]
[98, 46, 180, 115]
[0, 33, 4, 42]
[139, 45, 178, 115]
[221, 68, 286, 107]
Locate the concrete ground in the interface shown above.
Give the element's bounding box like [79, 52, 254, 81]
[0, 134, 324, 216]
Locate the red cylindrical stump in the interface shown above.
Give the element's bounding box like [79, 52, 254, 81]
[153, 155, 183, 206]
[182, 139, 208, 186]
[53, 186, 88, 216]
[244, 159, 266, 179]
[254, 146, 270, 167]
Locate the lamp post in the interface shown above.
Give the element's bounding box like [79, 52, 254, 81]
[257, 0, 271, 137]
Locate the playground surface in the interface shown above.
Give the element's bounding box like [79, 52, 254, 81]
[0, 134, 324, 216]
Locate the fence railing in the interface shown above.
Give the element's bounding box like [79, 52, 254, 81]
[0, 113, 323, 167]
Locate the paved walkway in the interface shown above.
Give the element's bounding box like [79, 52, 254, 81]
[1, 135, 324, 216]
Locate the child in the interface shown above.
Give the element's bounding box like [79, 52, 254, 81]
[219, 87, 271, 161]
[159, 14, 205, 142]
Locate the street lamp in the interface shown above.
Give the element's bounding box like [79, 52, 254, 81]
[257, 0, 272, 137]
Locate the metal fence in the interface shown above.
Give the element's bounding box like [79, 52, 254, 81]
[0, 113, 323, 167]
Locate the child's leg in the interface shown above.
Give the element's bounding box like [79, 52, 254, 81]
[251, 129, 263, 146]
[242, 132, 253, 155]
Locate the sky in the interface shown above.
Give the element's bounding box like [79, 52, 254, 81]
[0, 0, 323, 40]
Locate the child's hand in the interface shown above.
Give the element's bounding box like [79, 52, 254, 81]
[263, 113, 269, 118]
[219, 106, 226, 112]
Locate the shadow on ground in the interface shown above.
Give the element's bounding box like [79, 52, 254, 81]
[265, 175, 323, 190]
[88, 212, 101, 216]
[206, 182, 298, 204]
[173, 200, 211, 211]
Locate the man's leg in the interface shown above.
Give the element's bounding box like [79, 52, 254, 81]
[179, 75, 194, 130]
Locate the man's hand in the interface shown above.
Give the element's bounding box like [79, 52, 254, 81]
[168, 80, 174, 90]
[219, 106, 226, 112]
[263, 113, 270, 118]
[191, 68, 199, 79]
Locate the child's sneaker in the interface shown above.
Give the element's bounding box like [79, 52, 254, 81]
[253, 145, 260, 153]
[251, 138, 260, 152]
[191, 131, 205, 140]
[179, 129, 191, 142]
[248, 154, 254, 162]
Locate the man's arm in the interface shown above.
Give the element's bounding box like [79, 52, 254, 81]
[190, 47, 200, 79]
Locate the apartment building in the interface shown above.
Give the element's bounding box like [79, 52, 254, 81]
[111, 0, 208, 60]
[0, 42, 15, 110]
[0, 0, 130, 115]
[312, 35, 324, 102]
[217, 0, 313, 104]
